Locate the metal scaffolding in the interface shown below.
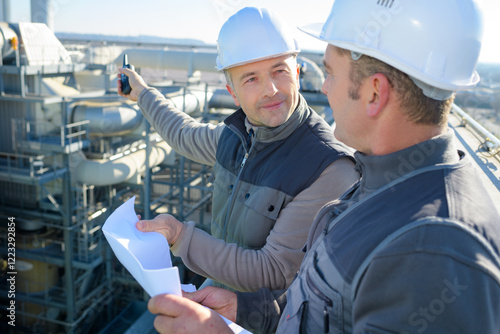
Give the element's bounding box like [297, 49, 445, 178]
[0, 34, 219, 333]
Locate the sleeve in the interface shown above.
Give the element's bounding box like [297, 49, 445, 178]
[351, 224, 500, 334]
[171, 157, 359, 291]
[137, 87, 225, 166]
[235, 288, 287, 334]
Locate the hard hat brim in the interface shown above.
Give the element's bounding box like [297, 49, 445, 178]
[297, 23, 480, 91]
[217, 51, 300, 71]
[297, 23, 324, 42]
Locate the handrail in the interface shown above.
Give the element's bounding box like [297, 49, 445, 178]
[451, 103, 500, 152]
[0, 151, 47, 177]
[12, 118, 89, 149]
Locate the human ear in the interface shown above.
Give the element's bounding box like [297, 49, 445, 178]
[367, 73, 389, 117]
[226, 84, 241, 107]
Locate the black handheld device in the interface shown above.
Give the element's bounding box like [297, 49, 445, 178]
[120, 54, 134, 95]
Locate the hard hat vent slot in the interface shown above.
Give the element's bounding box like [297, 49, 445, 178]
[376, 0, 396, 9]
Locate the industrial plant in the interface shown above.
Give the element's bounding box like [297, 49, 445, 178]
[1, 1, 499, 333]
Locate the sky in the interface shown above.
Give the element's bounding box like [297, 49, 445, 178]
[8, 0, 500, 64]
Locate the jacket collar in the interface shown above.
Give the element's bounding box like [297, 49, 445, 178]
[355, 129, 461, 193]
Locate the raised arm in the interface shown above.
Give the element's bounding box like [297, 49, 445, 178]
[118, 68, 224, 166]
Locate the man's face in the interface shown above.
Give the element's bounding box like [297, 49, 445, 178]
[226, 55, 300, 128]
[322, 45, 366, 151]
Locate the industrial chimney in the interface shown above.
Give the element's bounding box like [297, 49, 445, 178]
[31, 0, 53, 30]
[0, 0, 11, 22]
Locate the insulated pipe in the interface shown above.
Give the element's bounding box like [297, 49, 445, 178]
[71, 101, 143, 137]
[164, 87, 237, 114]
[298, 56, 325, 92]
[116, 49, 218, 75]
[207, 88, 238, 109]
[115, 50, 327, 97]
[75, 141, 175, 186]
[165, 89, 203, 114]
[0, 22, 17, 62]
[70, 89, 233, 138]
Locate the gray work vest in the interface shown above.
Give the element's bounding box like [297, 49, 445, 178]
[278, 152, 500, 333]
[211, 105, 352, 249]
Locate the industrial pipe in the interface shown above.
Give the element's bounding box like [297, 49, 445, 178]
[75, 141, 175, 186]
[0, 22, 17, 63]
[72, 101, 143, 137]
[115, 49, 218, 76]
[114, 49, 327, 94]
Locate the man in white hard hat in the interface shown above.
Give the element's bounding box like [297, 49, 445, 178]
[144, 0, 500, 333]
[118, 7, 358, 293]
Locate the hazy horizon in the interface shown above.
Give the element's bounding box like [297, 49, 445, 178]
[8, 0, 500, 64]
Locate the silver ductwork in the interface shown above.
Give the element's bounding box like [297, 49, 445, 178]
[0, 21, 16, 63]
[0, 21, 71, 65]
[162, 86, 237, 113]
[114, 50, 327, 95]
[74, 140, 175, 186]
[116, 49, 218, 75]
[206, 88, 238, 109]
[70, 86, 237, 138]
[298, 56, 325, 92]
[72, 101, 143, 137]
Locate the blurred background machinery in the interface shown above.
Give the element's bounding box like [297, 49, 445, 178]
[0, 1, 332, 332]
[1, 1, 499, 333]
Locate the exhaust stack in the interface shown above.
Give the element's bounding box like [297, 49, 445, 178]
[31, 0, 54, 31]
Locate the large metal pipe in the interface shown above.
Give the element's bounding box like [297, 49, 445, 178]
[0, 22, 17, 63]
[75, 141, 175, 186]
[115, 50, 327, 97]
[206, 88, 238, 109]
[71, 101, 143, 137]
[298, 56, 325, 92]
[70, 88, 235, 138]
[163, 87, 237, 113]
[116, 49, 218, 75]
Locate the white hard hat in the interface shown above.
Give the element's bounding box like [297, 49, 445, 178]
[216, 7, 300, 71]
[299, 0, 484, 99]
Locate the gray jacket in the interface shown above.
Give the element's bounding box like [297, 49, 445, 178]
[236, 131, 500, 333]
[138, 88, 359, 291]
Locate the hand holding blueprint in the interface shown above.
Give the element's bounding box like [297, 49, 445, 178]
[102, 196, 250, 333]
[102, 196, 188, 296]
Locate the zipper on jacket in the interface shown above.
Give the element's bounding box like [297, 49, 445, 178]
[306, 271, 333, 333]
[221, 129, 256, 239]
[323, 206, 343, 235]
[240, 152, 249, 168]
